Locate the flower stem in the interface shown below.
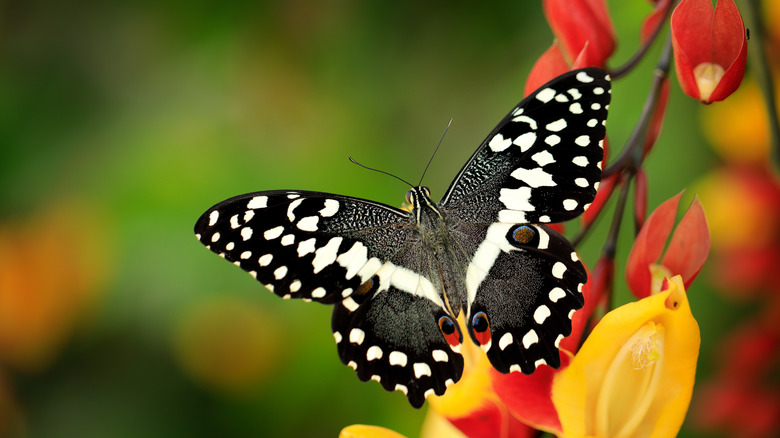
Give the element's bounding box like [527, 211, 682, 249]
[608, 0, 675, 80]
[741, 0, 780, 169]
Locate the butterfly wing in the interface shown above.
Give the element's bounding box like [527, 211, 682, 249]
[440, 68, 611, 225]
[194, 190, 465, 406]
[440, 68, 609, 375]
[194, 190, 413, 303]
[461, 223, 586, 373]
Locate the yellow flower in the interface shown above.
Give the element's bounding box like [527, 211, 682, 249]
[552, 276, 700, 438]
[339, 424, 408, 438]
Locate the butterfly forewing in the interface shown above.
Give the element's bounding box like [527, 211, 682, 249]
[194, 190, 413, 304]
[440, 68, 611, 225]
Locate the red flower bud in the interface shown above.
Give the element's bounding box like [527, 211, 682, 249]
[671, 0, 747, 103]
[543, 0, 616, 67]
[626, 192, 710, 298]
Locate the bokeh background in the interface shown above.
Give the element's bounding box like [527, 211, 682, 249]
[1, 1, 776, 437]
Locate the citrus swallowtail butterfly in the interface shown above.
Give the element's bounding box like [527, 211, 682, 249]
[194, 68, 610, 408]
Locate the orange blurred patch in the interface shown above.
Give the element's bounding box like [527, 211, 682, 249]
[700, 80, 771, 166]
[0, 200, 111, 371]
[173, 295, 284, 394]
[696, 168, 780, 250]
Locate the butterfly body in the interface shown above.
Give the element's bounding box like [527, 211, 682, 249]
[195, 68, 611, 407]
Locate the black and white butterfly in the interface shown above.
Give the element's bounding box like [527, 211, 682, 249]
[194, 68, 610, 408]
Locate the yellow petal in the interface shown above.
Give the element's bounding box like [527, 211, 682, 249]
[552, 276, 700, 438]
[339, 425, 408, 438]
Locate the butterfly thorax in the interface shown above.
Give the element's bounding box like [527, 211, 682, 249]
[406, 186, 466, 316]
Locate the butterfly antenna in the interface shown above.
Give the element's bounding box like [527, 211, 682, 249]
[418, 118, 452, 186]
[348, 156, 415, 188]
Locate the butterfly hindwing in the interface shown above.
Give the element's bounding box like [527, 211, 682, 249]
[194, 190, 413, 304]
[332, 279, 464, 408]
[440, 68, 610, 225]
[464, 223, 586, 373]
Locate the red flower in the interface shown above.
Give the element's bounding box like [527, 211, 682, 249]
[671, 0, 747, 103]
[542, 0, 616, 67]
[626, 192, 710, 298]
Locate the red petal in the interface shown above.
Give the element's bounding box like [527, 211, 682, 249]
[642, 78, 669, 157]
[671, 0, 716, 66]
[712, 0, 747, 67]
[660, 197, 710, 289]
[525, 42, 571, 97]
[626, 192, 682, 298]
[447, 399, 536, 438]
[542, 0, 616, 67]
[641, 0, 673, 42]
[491, 354, 572, 435]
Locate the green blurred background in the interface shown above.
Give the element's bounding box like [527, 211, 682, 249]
[0, 1, 749, 437]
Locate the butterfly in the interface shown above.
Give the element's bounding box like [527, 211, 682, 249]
[194, 68, 610, 408]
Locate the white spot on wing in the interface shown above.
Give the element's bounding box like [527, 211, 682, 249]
[367, 345, 383, 361]
[281, 234, 295, 246]
[575, 135, 590, 147]
[312, 237, 343, 274]
[563, 199, 578, 210]
[247, 196, 268, 209]
[513, 115, 538, 130]
[241, 227, 253, 241]
[297, 238, 316, 257]
[552, 262, 567, 279]
[258, 253, 272, 266]
[545, 135, 561, 146]
[342, 296, 359, 312]
[208, 210, 219, 226]
[572, 156, 589, 167]
[287, 198, 303, 221]
[534, 305, 552, 324]
[389, 351, 408, 367]
[264, 226, 283, 240]
[576, 71, 594, 83]
[500, 186, 534, 211]
[532, 150, 556, 167]
[512, 167, 555, 188]
[273, 266, 287, 280]
[499, 332, 514, 350]
[575, 177, 589, 188]
[311, 287, 326, 299]
[297, 216, 319, 231]
[523, 329, 539, 348]
[349, 328, 365, 345]
[413, 362, 432, 378]
[229, 214, 240, 229]
[432, 350, 448, 362]
[546, 118, 567, 132]
[536, 87, 556, 103]
[513, 132, 537, 152]
[489, 134, 512, 152]
[569, 102, 583, 114]
[336, 241, 368, 280]
[319, 199, 340, 217]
